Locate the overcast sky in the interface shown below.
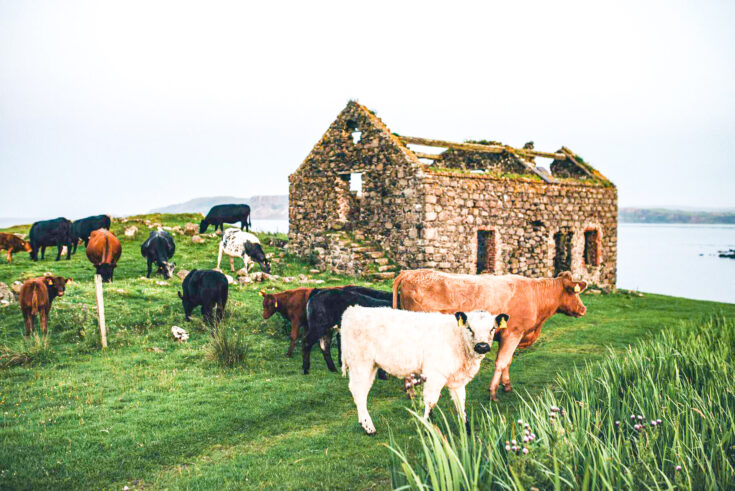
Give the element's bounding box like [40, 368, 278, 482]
[1, 0, 734, 219]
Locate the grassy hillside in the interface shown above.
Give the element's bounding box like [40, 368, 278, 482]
[0, 214, 733, 490]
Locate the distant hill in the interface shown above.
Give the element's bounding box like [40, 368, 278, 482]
[151, 195, 288, 219]
[620, 208, 735, 224]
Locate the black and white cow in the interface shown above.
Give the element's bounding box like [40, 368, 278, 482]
[141, 230, 176, 279]
[216, 229, 270, 273]
[200, 204, 251, 233]
[178, 269, 228, 326]
[71, 214, 111, 253]
[29, 218, 73, 261]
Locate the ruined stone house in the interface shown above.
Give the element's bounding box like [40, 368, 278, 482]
[288, 101, 617, 289]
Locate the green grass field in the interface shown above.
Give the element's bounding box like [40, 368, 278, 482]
[1, 214, 733, 490]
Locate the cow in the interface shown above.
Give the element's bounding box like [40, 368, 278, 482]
[71, 214, 111, 253]
[392, 269, 588, 401]
[200, 204, 251, 233]
[19, 275, 72, 336]
[29, 217, 73, 261]
[86, 229, 122, 282]
[0, 233, 32, 263]
[303, 287, 392, 375]
[217, 228, 270, 274]
[261, 285, 392, 358]
[178, 269, 228, 326]
[341, 306, 508, 435]
[141, 230, 176, 279]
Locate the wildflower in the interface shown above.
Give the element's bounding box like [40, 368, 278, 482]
[523, 436, 529, 443]
[517, 419, 523, 425]
[505, 444, 511, 451]
[615, 421, 620, 427]
[530, 433, 536, 440]
[630, 414, 635, 420]
[633, 424, 641, 431]
[650, 420, 657, 427]
[675, 465, 682, 472]
[522, 447, 529, 455]
[511, 439, 517, 445]
[524, 429, 530, 436]
[657, 419, 662, 425]
[637, 415, 644, 421]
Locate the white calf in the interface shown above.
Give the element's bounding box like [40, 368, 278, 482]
[341, 306, 508, 435]
[216, 228, 261, 272]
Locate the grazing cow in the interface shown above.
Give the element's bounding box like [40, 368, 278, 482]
[217, 228, 270, 274]
[303, 287, 392, 375]
[86, 229, 122, 282]
[178, 269, 228, 326]
[261, 285, 392, 358]
[141, 230, 176, 279]
[0, 233, 32, 263]
[393, 269, 587, 401]
[341, 307, 508, 435]
[71, 214, 111, 253]
[19, 275, 72, 336]
[200, 204, 251, 233]
[29, 218, 73, 261]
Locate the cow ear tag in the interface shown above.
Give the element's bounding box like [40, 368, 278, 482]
[47, 279, 53, 286]
[274, 301, 278, 308]
[574, 284, 581, 293]
[499, 318, 507, 329]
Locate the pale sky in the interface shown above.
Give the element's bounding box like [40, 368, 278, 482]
[1, 0, 734, 219]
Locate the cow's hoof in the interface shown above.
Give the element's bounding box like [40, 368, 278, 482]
[503, 384, 513, 393]
[302, 370, 309, 375]
[285, 352, 293, 358]
[365, 430, 377, 436]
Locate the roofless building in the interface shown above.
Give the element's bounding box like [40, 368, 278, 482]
[288, 101, 617, 289]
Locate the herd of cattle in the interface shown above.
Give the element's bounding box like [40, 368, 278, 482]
[1, 203, 591, 435]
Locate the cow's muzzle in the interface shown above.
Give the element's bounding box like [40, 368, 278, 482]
[474, 342, 491, 354]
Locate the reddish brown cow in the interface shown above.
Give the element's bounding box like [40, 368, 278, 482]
[0, 233, 32, 263]
[86, 229, 122, 282]
[19, 275, 71, 336]
[261, 288, 315, 357]
[393, 269, 587, 401]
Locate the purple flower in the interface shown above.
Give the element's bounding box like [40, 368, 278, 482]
[675, 465, 682, 472]
[630, 414, 635, 420]
[657, 419, 662, 425]
[511, 439, 517, 445]
[650, 420, 657, 427]
[522, 447, 529, 455]
[530, 433, 536, 440]
[637, 415, 644, 421]
[505, 444, 511, 451]
[523, 436, 529, 443]
[615, 421, 620, 426]
[517, 419, 523, 425]
[634, 424, 641, 431]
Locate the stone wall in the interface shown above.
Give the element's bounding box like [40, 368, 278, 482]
[415, 171, 617, 288]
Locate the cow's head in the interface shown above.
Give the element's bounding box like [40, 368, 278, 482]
[19, 238, 32, 252]
[96, 264, 116, 283]
[556, 271, 588, 317]
[199, 220, 209, 234]
[456, 310, 509, 356]
[45, 275, 71, 298]
[158, 261, 176, 280]
[248, 244, 271, 274]
[260, 291, 278, 319]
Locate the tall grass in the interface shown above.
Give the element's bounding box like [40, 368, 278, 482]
[0, 333, 54, 368]
[389, 316, 735, 489]
[206, 324, 250, 368]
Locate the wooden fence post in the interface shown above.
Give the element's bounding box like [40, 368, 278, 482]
[94, 274, 108, 348]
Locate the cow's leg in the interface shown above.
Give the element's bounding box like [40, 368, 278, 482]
[229, 255, 235, 272]
[23, 313, 33, 336]
[41, 246, 46, 259]
[55, 243, 62, 261]
[216, 244, 224, 270]
[422, 376, 447, 420]
[215, 300, 225, 324]
[66, 241, 72, 260]
[6, 250, 12, 263]
[202, 302, 214, 326]
[40, 308, 49, 335]
[146, 258, 153, 278]
[72, 240, 77, 254]
[318, 334, 338, 373]
[489, 334, 522, 402]
[301, 337, 314, 375]
[348, 365, 378, 435]
[448, 385, 469, 433]
[286, 319, 300, 357]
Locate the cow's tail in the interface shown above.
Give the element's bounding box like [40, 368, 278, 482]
[247, 211, 252, 230]
[392, 270, 407, 309]
[29, 285, 41, 315]
[102, 235, 110, 264]
[341, 346, 347, 377]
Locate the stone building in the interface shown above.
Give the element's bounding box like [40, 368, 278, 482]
[288, 101, 617, 289]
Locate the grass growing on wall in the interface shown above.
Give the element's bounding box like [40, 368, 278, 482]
[0, 214, 733, 489]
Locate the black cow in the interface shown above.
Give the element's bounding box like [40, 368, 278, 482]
[29, 218, 73, 261]
[141, 230, 176, 279]
[71, 214, 111, 253]
[302, 287, 392, 375]
[178, 269, 228, 326]
[200, 204, 251, 233]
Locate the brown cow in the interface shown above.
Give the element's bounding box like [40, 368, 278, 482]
[0, 233, 32, 263]
[393, 269, 587, 401]
[261, 288, 315, 357]
[86, 229, 122, 282]
[19, 275, 71, 336]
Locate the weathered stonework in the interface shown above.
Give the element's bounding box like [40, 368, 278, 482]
[289, 101, 618, 289]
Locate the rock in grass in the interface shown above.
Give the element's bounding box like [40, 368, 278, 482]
[124, 226, 138, 238]
[176, 269, 189, 280]
[191, 235, 205, 244]
[171, 326, 189, 342]
[183, 223, 198, 236]
[0, 282, 15, 306]
[225, 274, 235, 285]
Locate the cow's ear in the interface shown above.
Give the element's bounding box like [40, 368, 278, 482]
[557, 271, 573, 280]
[495, 314, 509, 329]
[177, 291, 183, 299]
[274, 301, 278, 308]
[454, 312, 468, 327]
[65, 277, 73, 284]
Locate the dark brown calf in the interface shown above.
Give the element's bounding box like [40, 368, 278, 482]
[0, 233, 32, 263]
[19, 275, 71, 336]
[261, 288, 315, 357]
